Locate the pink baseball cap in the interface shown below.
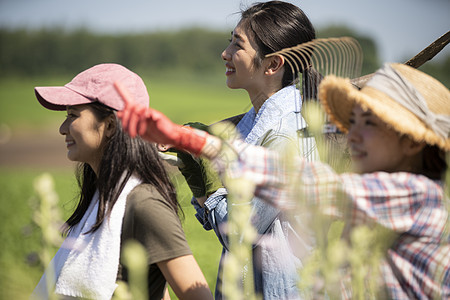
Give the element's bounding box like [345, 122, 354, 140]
[35, 63, 149, 111]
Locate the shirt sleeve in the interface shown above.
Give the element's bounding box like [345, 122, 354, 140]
[123, 184, 192, 264]
[340, 172, 447, 237]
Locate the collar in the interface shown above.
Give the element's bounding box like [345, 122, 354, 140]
[237, 85, 301, 144]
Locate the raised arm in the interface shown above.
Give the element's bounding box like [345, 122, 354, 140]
[114, 81, 220, 158]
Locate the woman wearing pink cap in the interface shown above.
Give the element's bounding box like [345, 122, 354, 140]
[31, 63, 213, 300]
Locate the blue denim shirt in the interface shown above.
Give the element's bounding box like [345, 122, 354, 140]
[192, 86, 318, 299]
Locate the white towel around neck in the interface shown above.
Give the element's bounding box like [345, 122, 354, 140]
[31, 175, 141, 300]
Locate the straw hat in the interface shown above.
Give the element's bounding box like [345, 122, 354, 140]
[319, 63, 450, 151]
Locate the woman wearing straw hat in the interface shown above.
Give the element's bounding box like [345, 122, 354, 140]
[118, 62, 449, 299]
[31, 63, 213, 300]
[220, 62, 450, 299]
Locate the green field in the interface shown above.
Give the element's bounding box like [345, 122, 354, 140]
[0, 70, 249, 129]
[0, 72, 248, 299]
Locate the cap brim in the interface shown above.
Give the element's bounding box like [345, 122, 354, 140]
[35, 86, 94, 111]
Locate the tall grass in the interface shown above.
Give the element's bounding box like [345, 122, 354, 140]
[0, 168, 75, 299]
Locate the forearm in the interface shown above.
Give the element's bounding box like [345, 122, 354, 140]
[158, 254, 213, 300]
[213, 138, 343, 216]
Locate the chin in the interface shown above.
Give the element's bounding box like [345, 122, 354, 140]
[66, 153, 78, 163]
[225, 78, 241, 89]
[350, 162, 365, 174]
[226, 82, 238, 89]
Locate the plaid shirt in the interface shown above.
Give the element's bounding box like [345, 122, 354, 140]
[219, 140, 450, 299]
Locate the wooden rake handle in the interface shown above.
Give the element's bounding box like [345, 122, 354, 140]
[351, 30, 450, 88]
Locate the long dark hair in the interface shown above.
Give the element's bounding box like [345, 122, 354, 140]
[64, 102, 180, 234]
[239, 0, 318, 95]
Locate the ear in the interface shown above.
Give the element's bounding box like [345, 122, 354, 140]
[264, 55, 285, 75]
[105, 115, 117, 138]
[402, 136, 426, 156]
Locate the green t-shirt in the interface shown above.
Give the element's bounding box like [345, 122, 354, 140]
[117, 184, 192, 299]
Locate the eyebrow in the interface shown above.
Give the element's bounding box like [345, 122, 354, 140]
[231, 31, 244, 41]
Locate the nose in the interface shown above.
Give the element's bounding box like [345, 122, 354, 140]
[59, 118, 69, 136]
[346, 123, 361, 145]
[221, 46, 231, 61]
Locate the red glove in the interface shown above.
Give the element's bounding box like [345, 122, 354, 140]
[114, 81, 208, 156]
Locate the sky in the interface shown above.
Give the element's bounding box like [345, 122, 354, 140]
[1, 0, 449, 63]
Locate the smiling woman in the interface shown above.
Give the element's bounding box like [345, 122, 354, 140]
[176, 2, 322, 299]
[31, 63, 213, 300]
[59, 104, 113, 174]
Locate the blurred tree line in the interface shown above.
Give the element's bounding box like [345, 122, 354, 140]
[0, 28, 230, 78]
[0, 26, 448, 86]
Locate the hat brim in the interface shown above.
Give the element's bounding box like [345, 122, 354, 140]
[318, 76, 355, 133]
[35, 86, 95, 111]
[319, 75, 449, 150]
